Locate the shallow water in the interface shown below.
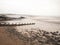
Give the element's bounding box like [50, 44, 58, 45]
[32, 16, 60, 32]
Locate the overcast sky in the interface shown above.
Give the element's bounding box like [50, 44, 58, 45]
[0, 0, 60, 16]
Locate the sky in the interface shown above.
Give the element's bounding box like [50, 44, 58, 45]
[0, 0, 60, 16]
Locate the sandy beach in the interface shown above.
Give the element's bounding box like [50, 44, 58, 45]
[0, 16, 60, 45]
